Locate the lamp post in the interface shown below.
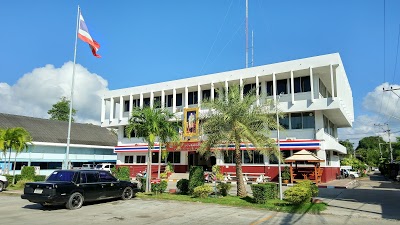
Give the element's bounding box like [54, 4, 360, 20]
[276, 95, 283, 200]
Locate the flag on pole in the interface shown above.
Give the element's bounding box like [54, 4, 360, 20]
[78, 11, 101, 58]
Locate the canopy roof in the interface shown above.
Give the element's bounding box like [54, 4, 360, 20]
[284, 149, 324, 163]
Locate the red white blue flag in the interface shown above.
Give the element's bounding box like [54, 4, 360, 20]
[78, 11, 101, 58]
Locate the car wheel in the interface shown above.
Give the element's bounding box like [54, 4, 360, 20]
[350, 174, 355, 179]
[121, 187, 134, 200]
[65, 192, 84, 210]
[0, 181, 4, 192]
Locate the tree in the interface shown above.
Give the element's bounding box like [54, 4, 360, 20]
[198, 85, 278, 197]
[125, 106, 179, 192]
[0, 127, 32, 183]
[355, 136, 385, 166]
[339, 139, 354, 157]
[48, 96, 77, 122]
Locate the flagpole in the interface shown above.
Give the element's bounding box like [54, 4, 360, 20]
[65, 5, 80, 169]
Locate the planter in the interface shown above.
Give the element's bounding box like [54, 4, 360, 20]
[283, 179, 289, 184]
[169, 188, 177, 194]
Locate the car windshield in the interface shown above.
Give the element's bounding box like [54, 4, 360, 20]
[47, 171, 76, 182]
[95, 165, 102, 169]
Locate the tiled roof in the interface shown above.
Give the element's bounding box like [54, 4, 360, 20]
[0, 113, 117, 147]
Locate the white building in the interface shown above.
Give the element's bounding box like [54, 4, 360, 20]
[0, 113, 117, 176]
[101, 53, 353, 182]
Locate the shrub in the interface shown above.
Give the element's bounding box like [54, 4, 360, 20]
[216, 183, 232, 196]
[140, 177, 146, 192]
[5, 175, 22, 185]
[297, 180, 319, 197]
[211, 165, 224, 181]
[111, 166, 130, 181]
[15, 179, 33, 189]
[177, 179, 189, 194]
[284, 186, 311, 205]
[34, 175, 46, 182]
[282, 166, 291, 181]
[192, 185, 212, 198]
[189, 166, 204, 194]
[21, 166, 35, 180]
[151, 180, 168, 194]
[251, 183, 277, 204]
[160, 172, 168, 179]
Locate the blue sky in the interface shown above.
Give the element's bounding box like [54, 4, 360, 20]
[1, 0, 400, 144]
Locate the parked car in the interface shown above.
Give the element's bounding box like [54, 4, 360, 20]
[341, 169, 359, 178]
[95, 163, 115, 172]
[21, 169, 138, 210]
[0, 175, 9, 192]
[81, 164, 95, 169]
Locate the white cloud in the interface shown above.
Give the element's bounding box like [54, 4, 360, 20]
[363, 82, 400, 121]
[0, 62, 108, 124]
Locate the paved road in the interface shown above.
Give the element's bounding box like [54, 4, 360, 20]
[1, 172, 399, 224]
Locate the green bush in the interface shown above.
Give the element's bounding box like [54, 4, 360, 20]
[297, 180, 319, 197]
[216, 183, 232, 196]
[15, 179, 33, 189]
[151, 180, 168, 194]
[192, 185, 212, 198]
[189, 166, 204, 194]
[284, 186, 311, 205]
[140, 177, 146, 192]
[251, 183, 278, 204]
[21, 166, 35, 180]
[177, 179, 189, 194]
[34, 175, 46, 182]
[5, 175, 22, 185]
[111, 166, 130, 181]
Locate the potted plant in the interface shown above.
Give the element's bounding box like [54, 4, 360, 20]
[282, 166, 291, 184]
[165, 162, 174, 177]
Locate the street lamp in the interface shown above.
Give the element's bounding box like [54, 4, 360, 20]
[276, 94, 283, 200]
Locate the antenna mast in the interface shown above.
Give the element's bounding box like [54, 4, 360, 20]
[245, 0, 248, 68]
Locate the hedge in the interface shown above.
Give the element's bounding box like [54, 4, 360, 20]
[216, 183, 232, 196]
[111, 167, 130, 181]
[177, 179, 189, 194]
[151, 180, 168, 194]
[192, 184, 212, 198]
[251, 183, 278, 204]
[188, 166, 204, 194]
[21, 166, 35, 180]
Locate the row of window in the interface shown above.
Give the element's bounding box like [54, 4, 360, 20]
[122, 76, 314, 111]
[124, 152, 181, 164]
[279, 112, 315, 129]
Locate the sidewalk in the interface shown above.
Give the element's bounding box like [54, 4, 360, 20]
[318, 178, 358, 189]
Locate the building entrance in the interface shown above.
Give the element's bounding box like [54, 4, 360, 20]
[188, 152, 216, 172]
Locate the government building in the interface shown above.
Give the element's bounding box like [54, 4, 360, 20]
[100, 53, 353, 183]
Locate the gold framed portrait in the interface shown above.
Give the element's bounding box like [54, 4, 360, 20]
[183, 107, 199, 137]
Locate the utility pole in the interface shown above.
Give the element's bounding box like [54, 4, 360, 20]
[245, 0, 248, 68]
[374, 123, 393, 163]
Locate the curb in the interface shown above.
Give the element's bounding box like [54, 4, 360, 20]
[318, 180, 357, 189]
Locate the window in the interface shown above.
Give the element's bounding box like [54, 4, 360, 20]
[266, 81, 273, 96]
[85, 171, 99, 183]
[154, 96, 161, 108]
[136, 155, 146, 163]
[124, 126, 138, 138]
[99, 171, 117, 182]
[125, 156, 134, 163]
[302, 112, 315, 129]
[282, 150, 290, 159]
[167, 152, 180, 163]
[294, 76, 311, 93]
[277, 79, 288, 94]
[319, 79, 331, 98]
[279, 116, 289, 129]
[269, 154, 278, 164]
[166, 94, 173, 107]
[132, 99, 138, 107]
[291, 113, 302, 129]
[188, 91, 198, 105]
[244, 151, 264, 164]
[326, 151, 331, 166]
[152, 152, 159, 163]
[223, 151, 236, 164]
[143, 98, 150, 106]
[47, 171, 76, 182]
[202, 89, 211, 100]
[176, 93, 183, 106]
[214, 89, 219, 99]
[124, 100, 129, 112]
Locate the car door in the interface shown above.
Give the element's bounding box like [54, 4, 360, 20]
[79, 171, 103, 201]
[98, 171, 120, 198]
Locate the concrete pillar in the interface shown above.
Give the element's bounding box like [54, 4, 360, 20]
[161, 90, 165, 109]
[185, 86, 188, 108]
[330, 64, 335, 98]
[290, 70, 295, 103]
[173, 88, 177, 113]
[110, 97, 114, 121]
[119, 96, 123, 120]
[310, 67, 314, 102]
[101, 97, 105, 123]
[197, 85, 201, 107]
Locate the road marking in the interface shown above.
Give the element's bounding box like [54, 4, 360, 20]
[250, 212, 277, 225]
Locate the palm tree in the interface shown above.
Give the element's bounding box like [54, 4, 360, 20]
[125, 106, 179, 192]
[0, 127, 32, 183]
[0, 128, 7, 172]
[198, 85, 279, 197]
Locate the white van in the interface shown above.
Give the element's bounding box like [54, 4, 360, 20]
[95, 163, 115, 172]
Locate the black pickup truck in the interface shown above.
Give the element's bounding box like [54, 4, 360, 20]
[21, 169, 138, 210]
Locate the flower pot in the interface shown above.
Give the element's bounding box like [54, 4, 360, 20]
[283, 179, 289, 184]
[169, 189, 177, 194]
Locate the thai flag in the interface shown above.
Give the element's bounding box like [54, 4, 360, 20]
[78, 11, 101, 58]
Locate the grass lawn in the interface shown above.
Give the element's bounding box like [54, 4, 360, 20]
[136, 192, 327, 214]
